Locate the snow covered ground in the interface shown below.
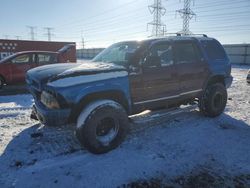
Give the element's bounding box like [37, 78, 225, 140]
[0, 66, 249, 188]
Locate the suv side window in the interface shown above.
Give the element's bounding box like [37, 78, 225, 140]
[201, 40, 226, 61]
[12, 54, 32, 64]
[146, 43, 174, 67]
[174, 42, 200, 64]
[37, 53, 56, 64]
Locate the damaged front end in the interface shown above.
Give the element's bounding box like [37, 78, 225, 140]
[28, 83, 71, 126]
[26, 61, 129, 127]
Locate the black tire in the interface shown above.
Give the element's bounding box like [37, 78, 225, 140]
[199, 83, 227, 117]
[0, 76, 4, 89]
[76, 100, 129, 154]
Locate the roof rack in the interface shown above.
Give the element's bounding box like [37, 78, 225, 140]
[188, 33, 208, 37]
[163, 33, 208, 37]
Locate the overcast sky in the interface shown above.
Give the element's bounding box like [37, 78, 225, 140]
[0, 0, 250, 48]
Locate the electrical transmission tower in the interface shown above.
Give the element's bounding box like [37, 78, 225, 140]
[44, 27, 54, 41]
[81, 30, 85, 49]
[147, 0, 167, 37]
[27, 26, 36, 40]
[176, 0, 196, 35]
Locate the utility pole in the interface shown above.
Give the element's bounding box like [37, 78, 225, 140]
[44, 27, 54, 41]
[81, 31, 85, 49]
[147, 0, 167, 37]
[81, 38, 85, 49]
[176, 0, 196, 35]
[27, 26, 36, 40]
[81, 31, 85, 59]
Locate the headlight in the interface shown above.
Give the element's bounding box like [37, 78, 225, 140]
[40, 91, 60, 109]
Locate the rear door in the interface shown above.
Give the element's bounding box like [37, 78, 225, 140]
[10, 53, 36, 83]
[133, 41, 179, 109]
[173, 40, 209, 97]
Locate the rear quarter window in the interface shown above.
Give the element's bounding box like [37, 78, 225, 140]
[201, 40, 227, 61]
[174, 42, 202, 64]
[37, 53, 56, 64]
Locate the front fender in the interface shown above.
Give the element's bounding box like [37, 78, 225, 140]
[75, 78, 131, 106]
[54, 76, 131, 111]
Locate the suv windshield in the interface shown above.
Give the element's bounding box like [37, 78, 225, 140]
[92, 41, 140, 66]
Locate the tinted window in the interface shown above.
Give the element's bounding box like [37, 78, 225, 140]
[38, 53, 56, 64]
[201, 40, 226, 60]
[174, 42, 199, 64]
[12, 54, 31, 64]
[148, 43, 173, 66]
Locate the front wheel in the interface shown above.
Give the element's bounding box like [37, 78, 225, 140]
[199, 83, 227, 117]
[76, 100, 129, 154]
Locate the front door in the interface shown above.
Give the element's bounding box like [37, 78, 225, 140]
[10, 53, 36, 84]
[133, 41, 180, 109]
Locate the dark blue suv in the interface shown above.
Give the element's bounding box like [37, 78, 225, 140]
[26, 35, 233, 154]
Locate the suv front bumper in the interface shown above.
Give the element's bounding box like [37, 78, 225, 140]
[31, 101, 71, 126]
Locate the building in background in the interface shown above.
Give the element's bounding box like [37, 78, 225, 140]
[77, 48, 104, 59]
[223, 44, 250, 65]
[0, 39, 76, 62]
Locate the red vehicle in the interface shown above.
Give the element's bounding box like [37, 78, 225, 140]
[0, 44, 75, 88]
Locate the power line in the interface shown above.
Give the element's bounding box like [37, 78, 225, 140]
[54, 10, 249, 42]
[194, 0, 249, 9]
[176, 0, 196, 35]
[54, 0, 249, 36]
[56, 0, 146, 29]
[197, 11, 249, 18]
[57, 14, 149, 35]
[148, 0, 167, 37]
[27, 26, 36, 40]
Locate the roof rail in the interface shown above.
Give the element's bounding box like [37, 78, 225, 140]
[163, 33, 182, 36]
[188, 33, 208, 37]
[163, 33, 208, 37]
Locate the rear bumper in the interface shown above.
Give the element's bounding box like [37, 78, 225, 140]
[31, 101, 71, 126]
[225, 75, 233, 88]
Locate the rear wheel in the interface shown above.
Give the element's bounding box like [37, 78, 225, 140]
[76, 100, 129, 154]
[199, 83, 227, 117]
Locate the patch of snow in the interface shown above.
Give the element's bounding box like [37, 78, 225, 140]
[0, 94, 33, 108]
[48, 71, 128, 87]
[58, 62, 125, 76]
[76, 100, 121, 129]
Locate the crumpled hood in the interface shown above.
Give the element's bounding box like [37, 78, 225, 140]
[26, 61, 127, 86]
[27, 63, 80, 83]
